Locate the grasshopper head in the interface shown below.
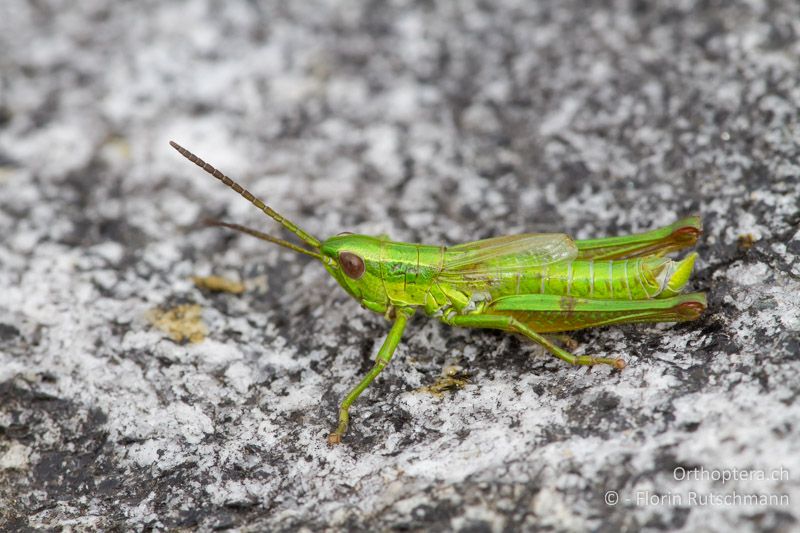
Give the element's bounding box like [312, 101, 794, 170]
[320, 234, 390, 314]
[170, 142, 390, 314]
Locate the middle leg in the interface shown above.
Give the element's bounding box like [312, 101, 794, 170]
[446, 314, 625, 369]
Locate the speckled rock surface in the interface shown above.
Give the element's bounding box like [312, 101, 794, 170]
[1, 1, 799, 531]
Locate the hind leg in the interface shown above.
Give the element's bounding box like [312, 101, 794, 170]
[574, 216, 701, 260]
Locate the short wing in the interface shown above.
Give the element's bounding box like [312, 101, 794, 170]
[442, 233, 578, 275]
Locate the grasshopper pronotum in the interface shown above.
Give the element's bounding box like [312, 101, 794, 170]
[170, 141, 706, 444]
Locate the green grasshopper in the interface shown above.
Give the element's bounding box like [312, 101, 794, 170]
[170, 141, 706, 445]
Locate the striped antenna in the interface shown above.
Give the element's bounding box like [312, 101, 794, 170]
[203, 219, 324, 261]
[170, 141, 321, 249]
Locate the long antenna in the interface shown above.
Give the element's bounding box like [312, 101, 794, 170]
[169, 141, 321, 249]
[203, 219, 324, 261]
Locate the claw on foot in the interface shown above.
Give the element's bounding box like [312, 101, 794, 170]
[614, 358, 626, 370]
[327, 432, 343, 445]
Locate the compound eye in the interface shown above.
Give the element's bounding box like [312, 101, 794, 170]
[339, 251, 365, 279]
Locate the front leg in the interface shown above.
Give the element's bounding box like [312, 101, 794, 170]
[328, 307, 414, 445]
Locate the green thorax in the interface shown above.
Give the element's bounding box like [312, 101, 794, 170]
[320, 234, 444, 314]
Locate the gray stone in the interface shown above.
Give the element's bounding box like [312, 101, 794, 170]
[0, 1, 798, 531]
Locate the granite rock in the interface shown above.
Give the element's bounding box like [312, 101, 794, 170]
[0, 1, 798, 531]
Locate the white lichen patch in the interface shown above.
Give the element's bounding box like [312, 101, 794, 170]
[0, 442, 31, 471]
